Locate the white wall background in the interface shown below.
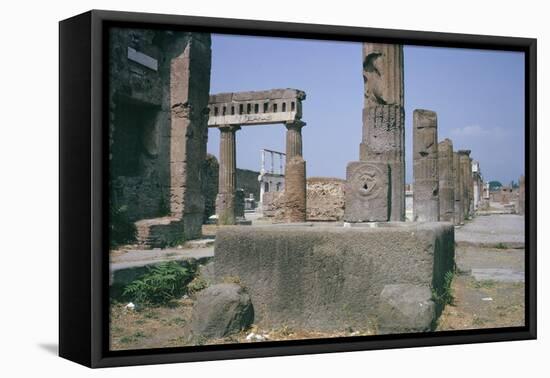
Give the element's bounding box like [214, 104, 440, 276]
[0, 0, 547, 375]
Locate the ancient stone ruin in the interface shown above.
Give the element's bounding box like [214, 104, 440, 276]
[109, 32, 507, 337]
[211, 42, 456, 334]
[109, 29, 211, 247]
[208, 89, 307, 224]
[458, 150, 473, 220]
[344, 43, 405, 222]
[438, 139, 455, 222]
[453, 151, 464, 225]
[413, 109, 439, 222]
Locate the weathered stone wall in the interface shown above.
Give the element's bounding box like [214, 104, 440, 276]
[261, 192, 285, 218]
[261, 177, 345, 221]
[109, 28, 187, 223]
[306, 177, 345, 221]
[109, 28, 212, 246]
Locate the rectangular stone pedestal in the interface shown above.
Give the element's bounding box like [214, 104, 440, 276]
[214, 222, 455, 333]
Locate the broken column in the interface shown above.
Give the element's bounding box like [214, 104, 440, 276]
[345, 43, 405, 222]
[216, 125, 240, 225]
[413, 109, 439, 222]
[458, 150, 471, 219]
[453, 152, 463, 225]
[283, 121, 307, 222]
[438, 139, 455, 223]
[469, 157, 475, 215]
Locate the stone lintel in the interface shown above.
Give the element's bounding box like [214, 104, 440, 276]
[208, 88, 306, 127]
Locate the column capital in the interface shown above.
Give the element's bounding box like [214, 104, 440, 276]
[218, 124, 241, 133]
[285, 120, 306, 130]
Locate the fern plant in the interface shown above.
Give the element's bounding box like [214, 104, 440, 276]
[123, 262, 193, 305]
[432, 270, 455, 306]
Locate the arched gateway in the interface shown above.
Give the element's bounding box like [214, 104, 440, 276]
[208, 88, 307, 225]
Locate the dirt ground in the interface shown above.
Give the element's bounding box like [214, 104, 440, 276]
[111, 214, 526, 350]
[110, 299, 375, 351]
[436, 273, 525, 331]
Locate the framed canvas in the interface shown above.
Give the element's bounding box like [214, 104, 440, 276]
[59, 9, 536, 368]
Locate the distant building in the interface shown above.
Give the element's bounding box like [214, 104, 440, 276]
[258, 149, 286, 212]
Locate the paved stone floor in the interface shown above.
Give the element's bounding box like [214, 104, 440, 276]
[455, 213, 525, 247]
[110, 243, 214, 272]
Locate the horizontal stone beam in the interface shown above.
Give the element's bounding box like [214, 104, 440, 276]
[208, 88, 306, 127]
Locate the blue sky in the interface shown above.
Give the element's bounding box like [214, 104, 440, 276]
[207, 34, 525, 185]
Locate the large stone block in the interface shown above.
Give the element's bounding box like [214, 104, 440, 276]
[377, 284, 435, 334]
[187, 283, 254, 340]
[344, 161, 390, 222]
[214, 222, 455, 333]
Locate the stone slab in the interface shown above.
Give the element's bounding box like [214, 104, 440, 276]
[344, 161, 389, 222]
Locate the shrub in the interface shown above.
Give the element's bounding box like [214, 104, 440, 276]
[123, 262, 193, 305]
[187, 275, 209, 295]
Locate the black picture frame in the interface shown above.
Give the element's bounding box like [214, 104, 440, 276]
[59, 9, 537, 368]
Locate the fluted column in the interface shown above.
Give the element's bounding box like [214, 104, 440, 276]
[216, 124, 240, 225]
[285, 120, 305, 159]
[284, 120, 307, 222]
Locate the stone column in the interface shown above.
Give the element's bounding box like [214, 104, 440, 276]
[413, 109, 439, 222]
[458, 150, 471, 220]
[349, 43, 405, 222]
[438, 139, 455, 223]
[169, 37, 212, 239]
[285, 120, 304, 159]
[518, 175, 525, 215]
[469, 157, 475, 215]
[453, 152, 463, 225]
[283, 121, 307, 222]
[216, 125, 240, 225]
